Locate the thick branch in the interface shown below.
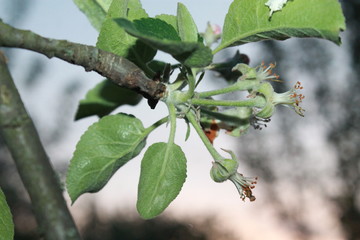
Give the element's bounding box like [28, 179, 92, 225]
[0, 19, 166, 100]
[0, 52, 81, 240]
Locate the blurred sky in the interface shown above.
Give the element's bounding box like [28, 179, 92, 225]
[0, 1, 346, 239]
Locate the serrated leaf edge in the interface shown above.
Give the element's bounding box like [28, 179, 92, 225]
[67, 114, 151, 203]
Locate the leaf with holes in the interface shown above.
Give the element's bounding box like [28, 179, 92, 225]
[137, 142, 187, 219]
[214, 0, 345, 53]
[265, 0, 289, 16]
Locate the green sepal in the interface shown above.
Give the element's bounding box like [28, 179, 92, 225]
[254, 82, 276, 119]
[210, 159, 237, 182]
[210, 149, 239, 182]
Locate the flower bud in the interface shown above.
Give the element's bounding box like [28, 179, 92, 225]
[254, 81, 305, 118]
[203, 22, 221, 46]
[210, 158, 239, 182]
[273, 81, 305, 117]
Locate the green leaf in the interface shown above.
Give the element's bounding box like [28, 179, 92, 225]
[147, 60, 168, 74]
[73, 0, 112, 31]
[215, 0, 346, 53]
[179, 45, 213, 67]
[177, 3, 198, 42]
[67, 114, 148, 202]
[115, 18, 184, 52]
[137, 142, 187, 219]
[156, 14, 178, 33]
[115, 18, 213, 67]
[97, 0, 157, 68]
[75, 79, 142, 120]
[0, 188, 14, 240]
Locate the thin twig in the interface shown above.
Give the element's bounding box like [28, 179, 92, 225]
[0, 19, 166, 101]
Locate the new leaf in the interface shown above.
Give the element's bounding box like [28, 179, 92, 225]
[177, 3, 198, 42]
[215, 0, 346, 53]
[67, 114, 148, 202]
[115, 18, 213, 67]
[97, 0, 157, 69]
[137, 142, 187, 219]
[73, 0, 112, 31]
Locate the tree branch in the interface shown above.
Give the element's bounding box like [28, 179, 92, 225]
[0, 51, 81, 240]
[0, 19, 166, 101]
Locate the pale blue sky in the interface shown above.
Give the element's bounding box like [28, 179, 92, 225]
[0, 1, 346, 239]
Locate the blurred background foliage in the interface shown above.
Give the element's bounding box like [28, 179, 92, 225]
[1, 0, 360, 239]
[231, 1, 360, 239]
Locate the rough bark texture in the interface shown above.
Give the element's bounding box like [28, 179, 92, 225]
[0, 19, 166, 101]
[0, 51, 81, 240]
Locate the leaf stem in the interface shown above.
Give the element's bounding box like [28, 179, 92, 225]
[190, 96, 266, 108]
[167, 103, 177, 145]
[185, 109, 223, 161]
[198, 80, 257, 98]
[200, 107, 245, 123]
[144, 116, 169, 135]
[198, 84, 240, 98]
[182, 68, 196, 100]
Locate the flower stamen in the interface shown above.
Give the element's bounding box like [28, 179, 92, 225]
[272, 81, 306, 117]
[230, 173, 258, 202]
[255, 62, 283, 83]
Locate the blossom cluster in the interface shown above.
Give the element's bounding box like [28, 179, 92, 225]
[198, 62, 304, 201]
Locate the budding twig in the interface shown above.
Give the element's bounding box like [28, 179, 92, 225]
[0, 19, 166, 101]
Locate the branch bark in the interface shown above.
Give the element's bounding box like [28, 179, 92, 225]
[0, 19, 166, 101]
[0, 51, 81, 240]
